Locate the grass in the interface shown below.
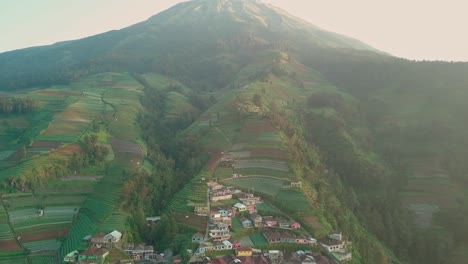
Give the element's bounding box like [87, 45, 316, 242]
[275, 190, 312, 212]
[249, 232, 268, 247]
[227, 178, 285, 197]
[231, 218, 243, 232]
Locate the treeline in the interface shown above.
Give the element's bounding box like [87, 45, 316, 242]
[266, 103, 399, 263]
[0, 97, 39, 114]
[121, 76, 212, 255]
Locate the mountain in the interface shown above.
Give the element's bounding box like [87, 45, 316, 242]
[1, 1, 468, 264]
[0, 0, 379, 91]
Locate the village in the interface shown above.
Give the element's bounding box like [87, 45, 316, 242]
[61, 178, 351, 264]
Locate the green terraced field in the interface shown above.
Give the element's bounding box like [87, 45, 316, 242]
[275, 190, 312, 212]
[227, 178, 285, 197]
[23, 239, 62, 252]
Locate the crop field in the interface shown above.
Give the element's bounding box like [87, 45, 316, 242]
[234, 167, 290, 178]
[231, 218, 243, 232]
[168, 173, 208, 213]
[237, 236, 254, 247]
[234, 159, 289, 171]
[29, 255, 58, 264]
[226, 178, 285, 197]
[9, 206, 78, 230]
[214, 167, 234, 179]
[249, 232, 268, 247]
[275, 190, 312, 212]
[249, 148, 289, 160]
[23, 239, 62, 252]
[0, 250, 28, 264]
[100, 213, 128, 233]
[256, 203, 279, 214]
[174, 213, 207, 231]
[6, 194, 86, 209]
[59, 213, 98, 256]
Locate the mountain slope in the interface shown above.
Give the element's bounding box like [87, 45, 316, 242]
[1, 1, 468, 264]
[0, 0, 379, 91]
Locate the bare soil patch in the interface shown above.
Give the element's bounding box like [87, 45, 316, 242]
[206, 150, 223, 171]
[0, 239, 21, 251]
[173, 213, 207, 231]
[110, 138, 141, 153]
[50, 144, 83, 156]
[20, 229, 69, 242]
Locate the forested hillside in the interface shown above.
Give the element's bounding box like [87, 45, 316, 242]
[1, 0, 468, 263]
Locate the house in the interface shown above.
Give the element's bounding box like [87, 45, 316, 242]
[192, 232, 204, 243]
[78, 247, 109, 264]
[247, 204, 257, 214]
[331, 251, 352, 262]
[290, 181, 302, 188]
[231, 241, 242, 248]
[263, 216, 278, 227]
[90, 232, 106, 248]
[238, 193, 261, 205]
[194, 204, 209, 216]
[279, 231, 296, 244]
[263, 231, 281, 243]
[105, 230, 123, 243]
[210, 187, 233, 202]
[64, 250, 79, 263]
[233, 203, 247, 212]
[209, 223, 231, 241]
[146, 216, 161, 225]
[211, 208, 233, 219]
[173, 256, 183, 263]
[239, 217, 253, 228]
[295, 235, 309, 244]
[213, 240, 233, 251]
[197, 242, 213, 254]
[319, 238, 347, 253]
[236, 247, 253, 257]
[290, 221, 301, 229]
[123, 243, 155, 261]
[267, 250, 283, 263]
[277, 217, 290, 229]
[250, 213, 263, 227]
[212, 215, 232, 228]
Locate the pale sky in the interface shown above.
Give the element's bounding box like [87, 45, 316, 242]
[1, 0, 467, 61]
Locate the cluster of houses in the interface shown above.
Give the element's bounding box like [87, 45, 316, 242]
[189, 181, 353, 263]
[190, 248, 333, 264]
[64, 230, 123, 263]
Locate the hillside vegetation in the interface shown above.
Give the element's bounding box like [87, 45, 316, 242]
[0, 0, 468, 263]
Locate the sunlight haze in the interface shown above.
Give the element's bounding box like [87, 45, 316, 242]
[1, 0, 467, 61]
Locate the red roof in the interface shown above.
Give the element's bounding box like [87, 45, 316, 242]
[237, 247, 252, 251]
[81, 247, 108, 256]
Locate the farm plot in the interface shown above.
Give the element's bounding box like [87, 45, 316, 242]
[22, 239, 62, 252]
[6, 194, 86, 209]
[59, 213, 98, 256]
[100, 213, 127, 233]
[29, 255, 57, 264]
[250, 148, 290, 160]
[408, 203, 439, 228]
[275, 190, 312, 212]
[249, 233, 268, 247]
[110, 138, 143, 166]
[237, 236, 254, 247]
[0, 250, 28, 264]
[173, 213, 207, 231]
[227, 178, 285, 197]
[234, 159, 289, 171]
[234, 167, 290, 178]
[9, 206, 78, 229]
[231, 218, 243, 232]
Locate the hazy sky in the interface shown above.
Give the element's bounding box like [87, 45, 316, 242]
[1, 0, 467, 61]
